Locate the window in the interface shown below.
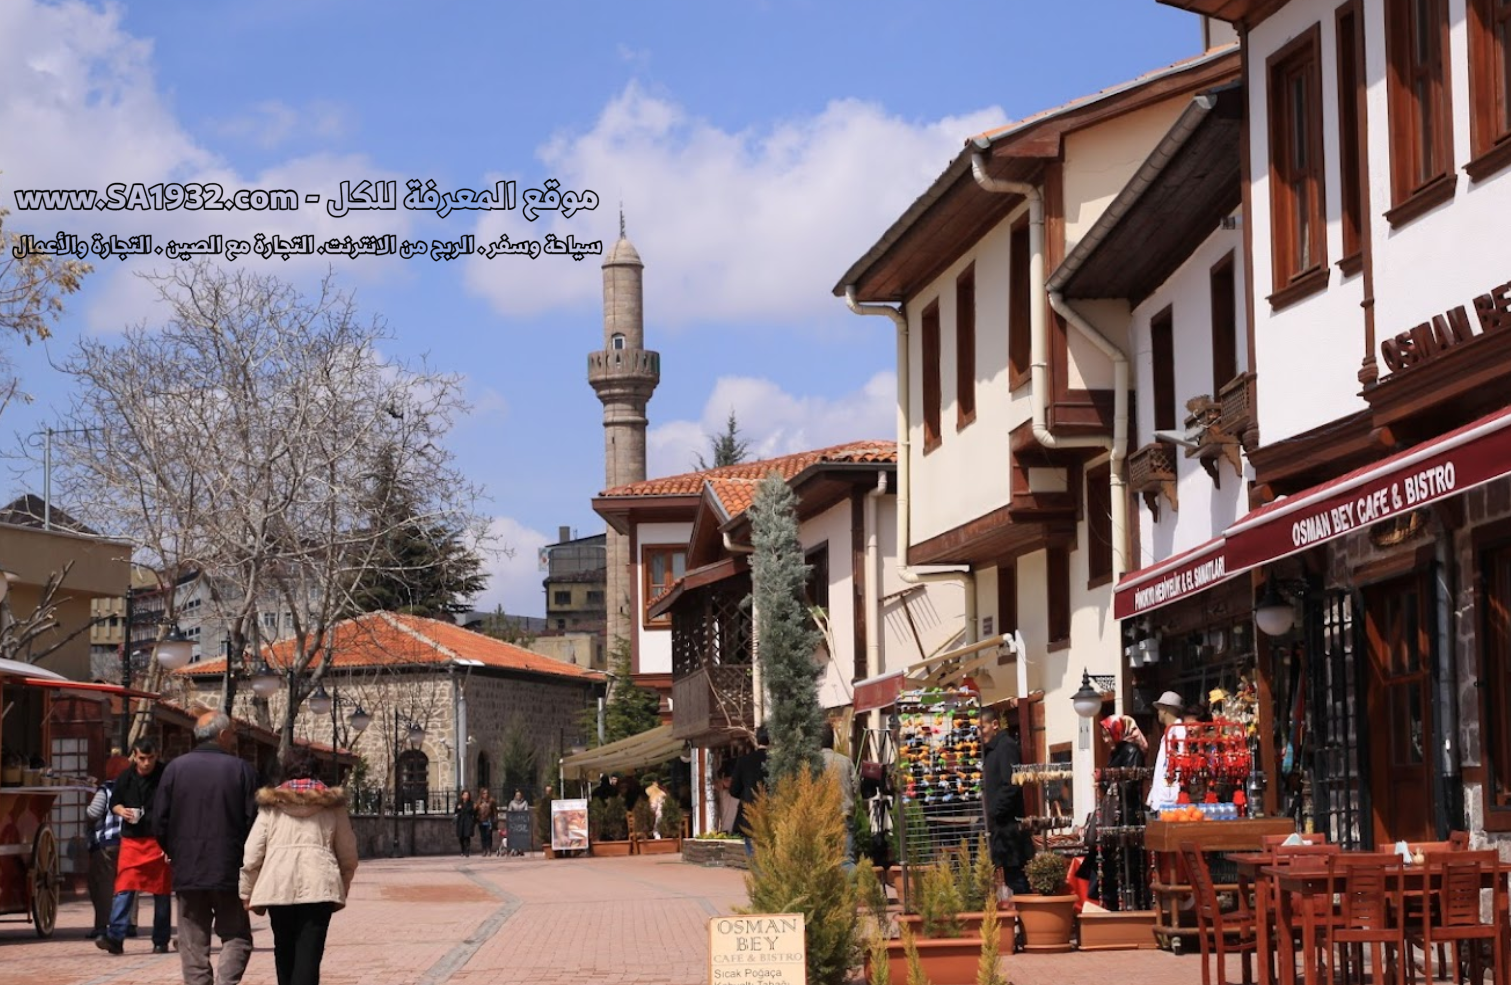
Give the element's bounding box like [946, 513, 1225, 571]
[955, 266, 976, 428]
[586, 590, 605, 605]
[1468, 0, 1511, 178]
[556, 619, 566, 630]
[1336, 3, 1365, 266]
[997, 560, 1018, 633]
[1210, 254, 1238, 390]
[1086, 463, 1112, 587]
[1047, 547, 1070, 646]
[552, 590, 572, 606]
[804, 544, 830, 614]
[398, 750, 429, 806]
[611, 333, 626, 350]
[1386, 0, 1454, 220]
[1267, 27, 1328, 299]
[642, 546, 686, 627]
[1008, 220, 1031, 387]
[921, 300, 941, 451]
[1150, 306, 1176, 433]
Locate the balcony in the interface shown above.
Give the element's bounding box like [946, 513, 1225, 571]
[1183, 394, 1242, 485]
[671, 665, 754, 743]
[1128, 439, 1178, 520]
[668, 569, 754, 745]
[1218, 371, 1258, 452]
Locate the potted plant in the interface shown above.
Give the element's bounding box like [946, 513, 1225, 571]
[633, 795, 683, 855]
[874, 863, 984, 984]
[588, 795, 634, 856]
[1015, 850, 1077, 953]
[535, 792, 556, 858]
[895, 838, 1016, 959]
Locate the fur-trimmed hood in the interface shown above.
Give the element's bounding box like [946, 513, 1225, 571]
[256, 785, 347, 815]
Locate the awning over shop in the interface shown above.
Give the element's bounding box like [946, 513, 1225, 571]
[559, 724, 684, 781]
[906, 631, 1024, 704]
[1115, 402, 1511, 619]
[852, 671, 905, 713]
[17, 677, 160, 701]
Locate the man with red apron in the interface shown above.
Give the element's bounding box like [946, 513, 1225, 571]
[98, 737, 173, 955]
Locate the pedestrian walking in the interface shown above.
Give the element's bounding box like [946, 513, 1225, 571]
[729, 727, 769, 856]
[85, 755, 131, 940]
[475, 790, 497, 857]
[819, 728, 857, 869]
[980, 707, 1030, 898]
[240, 747, 359, 985]
[455, 789, 476, 857]
[154, 711, 259, 985]
[98, 737, 173, 955]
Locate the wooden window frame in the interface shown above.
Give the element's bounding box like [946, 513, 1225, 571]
[1150, 305, 1176, 433]
[1267, 25, 1330, 307]
[641, 544, 686, 630]
[1385, 0, 1456, 226]
[1468, 0, 1511, 180]
[1008, 219, 1031, 390]
[997, 560, 1018, 633]
[1336, 2, 1366, 272]
[1086, 463, 1113, 590]
[1476, 519, 1511, 830]
[1047, 546, 1071, 649]
[804, 542, 830, 614]
[920, 299, 942, 453]
[1210, 252, 1238, 391]
[956, 265, 977, 430]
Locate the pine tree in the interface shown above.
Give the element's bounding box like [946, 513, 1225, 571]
[595, 636, 660, 745]
[748, 472, 824, 784]
[695, 409, 750, 469]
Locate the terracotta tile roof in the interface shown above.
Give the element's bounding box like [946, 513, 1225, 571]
[600, 440, 896, 499]
[180, 611, 603, 682]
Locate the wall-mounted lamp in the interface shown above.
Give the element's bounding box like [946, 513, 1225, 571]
[1254, 577, 1306, 637]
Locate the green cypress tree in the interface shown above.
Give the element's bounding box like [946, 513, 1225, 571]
[748, 471, 824, 784]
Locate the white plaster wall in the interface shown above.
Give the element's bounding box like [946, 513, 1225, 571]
[632, 520, 691, 675]
[1129, 226, 1253, 568]
[802, 501, 858, 710]
[906, 209, 1033, 545]
[875, 494, 966, 674]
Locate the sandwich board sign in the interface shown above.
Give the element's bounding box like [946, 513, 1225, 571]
[708, 913, 806, 984]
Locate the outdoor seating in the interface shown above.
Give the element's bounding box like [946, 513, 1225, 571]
[1411, 850, 1506, 985]
[1182, 841, 1258, 985]
[1326, 853, 1406, 985]
[1262, 833, 1329, 849]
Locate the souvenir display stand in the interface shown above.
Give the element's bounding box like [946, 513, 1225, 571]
[1144, 718, 1291, 951]
[1075, 765, 1160, 950]
[893, 688, 983, 913]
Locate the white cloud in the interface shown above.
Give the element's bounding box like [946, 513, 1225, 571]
[471, 516, 551, 617]
[648, 372, 896, 477]
[463, 83, 1004, 326]
[211, 99, 351, 149]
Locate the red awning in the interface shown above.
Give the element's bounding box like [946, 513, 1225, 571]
[852, 671, 905, 713]
[15, 677, 159, 700]
[1114, 535, 1236, 619]
[1116, 403, 1511, 619]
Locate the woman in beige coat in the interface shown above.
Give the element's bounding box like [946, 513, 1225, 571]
[239, 749, 358, 985]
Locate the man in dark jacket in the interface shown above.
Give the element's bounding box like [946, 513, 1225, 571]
[728, 726, 769, 855]
[155, 711, 259, 985]
[980, 707, 1030, 896]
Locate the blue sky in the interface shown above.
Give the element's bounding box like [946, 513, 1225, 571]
[1, 0, 1203, 616]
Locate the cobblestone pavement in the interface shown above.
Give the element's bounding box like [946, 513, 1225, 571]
[0, 853, 1213, 984]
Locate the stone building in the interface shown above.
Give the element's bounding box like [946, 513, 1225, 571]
[177, 611, 605, 802]
[534, 525, 607, 669]
[588, 219, 660, 649]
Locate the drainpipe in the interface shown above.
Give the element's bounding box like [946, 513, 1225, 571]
[864, 472, 888, 682]
[969, 151, 1130, 581]
[843, 287, 978, 645]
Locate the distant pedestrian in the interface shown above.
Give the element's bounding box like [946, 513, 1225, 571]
[240, 747, 358, 985]
[819, 727, 856, 869]
[154, 711, 260, 985]
[505, 789, 530, 856]
[476, 790, 497, 857]
[85, 755, 131, 940]
[729, 727, 770, 855]
[455, 789, 477, 857]
[980, 707, 1030, 898]
[98, 737, 172, 955]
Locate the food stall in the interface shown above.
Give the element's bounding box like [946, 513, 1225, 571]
[0, 658, 154, 937]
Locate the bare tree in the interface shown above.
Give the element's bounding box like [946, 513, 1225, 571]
[48, 262, 490, 751]
[0, 198, 91, 416]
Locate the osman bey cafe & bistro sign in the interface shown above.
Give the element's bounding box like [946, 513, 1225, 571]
[708, 914, 806, 985]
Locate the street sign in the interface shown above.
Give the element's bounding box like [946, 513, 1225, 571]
[707, 913, 806, 985]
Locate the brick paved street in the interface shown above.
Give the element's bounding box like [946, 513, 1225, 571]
[0, 854, 1214, 985]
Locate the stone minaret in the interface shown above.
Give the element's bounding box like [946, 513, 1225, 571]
[589, 216, 660, 648]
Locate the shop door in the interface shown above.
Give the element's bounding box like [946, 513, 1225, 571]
[1362, 575, 1436, 845]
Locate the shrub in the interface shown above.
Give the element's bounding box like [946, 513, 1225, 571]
[657, 797, 684, 840]
[741, 766, 859, 985]
[534, 793, 553, 847]
[631, 798, 657, 839]
[853, 799, 874, 864]
[976, 901, 1005, 985]
[949, 840, 985, 913]
[892, 798, 931, 865]
[1024, 850, 1070, 896]
[919, 863, 963, 939]
[867, 927, 892, 985]
[588, 796, 628, 841]
[901, 924, 930, 985]
[854, 855, 889, 925]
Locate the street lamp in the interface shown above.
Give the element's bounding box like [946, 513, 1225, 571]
[307, 683, 333, 716]
[249, 659, 283, 698]
[1254, 578, 1297, 637]
[153, 626, 195, 671]
[1071, 669, 1105, 719]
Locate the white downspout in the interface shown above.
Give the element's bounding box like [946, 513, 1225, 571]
[969, 151, 1130, 581]
[864, 472, 887, 683]
[844, 287, 978, 645]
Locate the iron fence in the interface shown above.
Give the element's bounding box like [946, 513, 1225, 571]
[346, 785, 545, 817]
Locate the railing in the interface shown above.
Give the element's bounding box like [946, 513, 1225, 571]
[347, 785, 547, 817]
[672, 664, 754, 741]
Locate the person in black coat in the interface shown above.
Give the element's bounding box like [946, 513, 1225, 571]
[980, 708, 1030, 896]
[154, 711, 259, 983]
[728, 727, 769, 855]
[454, 790, 477, 857]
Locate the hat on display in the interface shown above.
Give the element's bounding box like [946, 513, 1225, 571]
[1153, 690, 1186, 713]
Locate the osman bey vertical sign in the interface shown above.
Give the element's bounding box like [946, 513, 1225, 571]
[708, 914, 806, 984]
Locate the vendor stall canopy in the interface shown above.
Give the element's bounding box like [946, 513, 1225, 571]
[560, 724, 685, 781]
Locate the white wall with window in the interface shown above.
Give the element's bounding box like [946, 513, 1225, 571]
[632, 521, 690, 675]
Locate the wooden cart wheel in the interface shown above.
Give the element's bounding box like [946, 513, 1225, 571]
[29, 825, 59, 938]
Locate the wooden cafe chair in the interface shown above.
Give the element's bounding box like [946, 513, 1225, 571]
[1262, 832, 1329, 849]
[1414, 850, 1506, 985]
[1181, 842, 1257, 985]
[1327, 853, 1406, 985]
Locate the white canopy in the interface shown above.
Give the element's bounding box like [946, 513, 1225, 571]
[559, 725, 684, 781]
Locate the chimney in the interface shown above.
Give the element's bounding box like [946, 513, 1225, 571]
[558, 526, 571, 543]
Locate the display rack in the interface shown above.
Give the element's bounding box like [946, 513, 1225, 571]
[893, 688, 983, 913]
[1091, 766, 1153, 912]
[1010, 763, 1078, 853]
[1155, 719, 1252, 814]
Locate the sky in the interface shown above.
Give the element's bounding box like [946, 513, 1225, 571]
[1, 0, 1204, 618]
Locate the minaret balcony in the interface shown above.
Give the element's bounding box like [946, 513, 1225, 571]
[588, 349, 661, 386]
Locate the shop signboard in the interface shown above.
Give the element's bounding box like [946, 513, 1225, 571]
[707, 913, 805, 985]
[550, 798, 588, 852]
[1114, 537, 1233, 619]
[505, 809, 532, 853]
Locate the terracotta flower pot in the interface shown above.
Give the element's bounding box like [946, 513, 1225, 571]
[871, 934, 986, 985]
[1014, 894, 1077, 953]
[589, 839, 634, 857]
[637, 837, 681, 855]
[896, 908, 1016, 955]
